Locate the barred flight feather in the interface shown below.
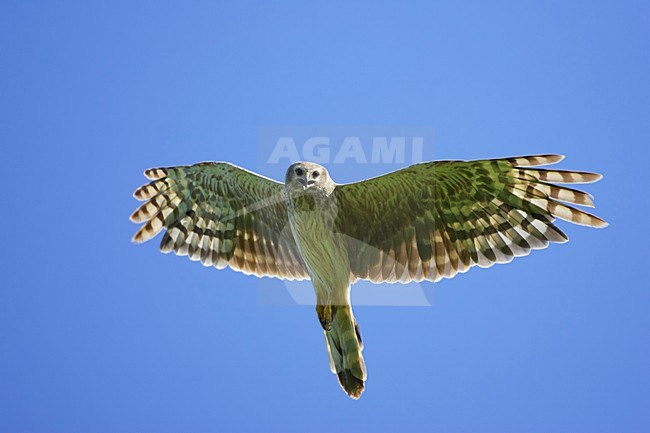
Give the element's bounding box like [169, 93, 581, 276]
[504, 154, 565, 167]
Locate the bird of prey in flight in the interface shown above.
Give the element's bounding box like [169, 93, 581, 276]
[130, 154, 607, 399]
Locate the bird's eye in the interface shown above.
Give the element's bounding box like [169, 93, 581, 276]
[295, 168, 304, 176]
[312, 171, 320, 179]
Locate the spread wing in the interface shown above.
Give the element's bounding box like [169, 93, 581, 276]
[130, 162, 309, 280]
[333, 155, 607, 284]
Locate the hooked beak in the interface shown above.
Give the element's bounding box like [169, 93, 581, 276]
[296, 178, 308, 189]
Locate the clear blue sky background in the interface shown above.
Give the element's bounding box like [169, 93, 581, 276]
[1, 2, 648, 432]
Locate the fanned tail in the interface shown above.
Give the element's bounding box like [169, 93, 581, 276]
[324, 305, 366, 399]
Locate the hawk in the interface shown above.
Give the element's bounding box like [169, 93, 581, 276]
[130, 154, 607, 399]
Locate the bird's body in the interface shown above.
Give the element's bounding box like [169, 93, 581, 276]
[130, 154, 607, 399]
[283, 163, 366, 397]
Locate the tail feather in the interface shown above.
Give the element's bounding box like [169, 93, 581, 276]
[324, 305, 366, 399]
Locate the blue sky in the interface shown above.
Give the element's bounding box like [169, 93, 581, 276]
[1, 1, 648, 432]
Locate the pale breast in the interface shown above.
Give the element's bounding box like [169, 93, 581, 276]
[286, 193, 351, 292]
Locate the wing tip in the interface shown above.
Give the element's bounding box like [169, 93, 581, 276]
[143, 167, 169, 180]
[581, 210, 609, 228]
[131, 223, 161, 244]
[592, 217, 609, 228]
[132, 188, 147, 201]
[577, 171, 603, 184]
[509, 154, 565, 167]
[545, 154, 565, 164]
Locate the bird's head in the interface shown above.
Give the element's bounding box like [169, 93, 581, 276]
[285, 162, 333, 194]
